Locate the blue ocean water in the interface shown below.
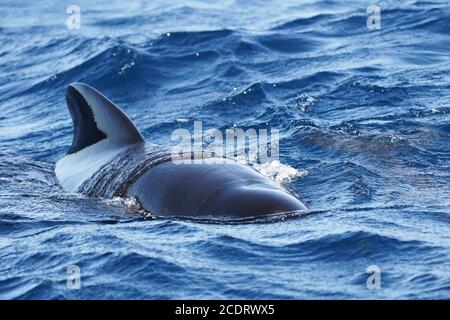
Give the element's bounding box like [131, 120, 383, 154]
[0, 0, 449, 299]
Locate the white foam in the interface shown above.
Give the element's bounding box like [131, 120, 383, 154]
[253, 160, 308, 184]
[109, 196, 154, 218]
[233, 146, 307, 184]
[295, 93, 316, 112]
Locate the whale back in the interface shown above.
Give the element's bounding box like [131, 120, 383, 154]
[56, 82, 145, 191]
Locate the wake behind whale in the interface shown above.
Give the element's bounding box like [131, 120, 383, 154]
[55, 83, 307, 218]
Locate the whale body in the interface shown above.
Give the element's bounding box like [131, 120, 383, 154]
[55, 83, 307, 218]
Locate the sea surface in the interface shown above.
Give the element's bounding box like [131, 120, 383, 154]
[0, 0, 449, 299]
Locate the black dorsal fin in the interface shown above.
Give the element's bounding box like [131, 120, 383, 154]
[65, 82, 144, 154]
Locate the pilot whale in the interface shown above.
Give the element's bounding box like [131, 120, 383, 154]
[55, 82, 307, 218]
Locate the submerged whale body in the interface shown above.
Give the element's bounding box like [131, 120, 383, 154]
[55, 83, 307, 218]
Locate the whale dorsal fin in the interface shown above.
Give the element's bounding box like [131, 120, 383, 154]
[65, 82, 144, 154]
